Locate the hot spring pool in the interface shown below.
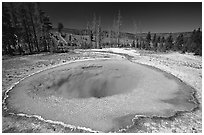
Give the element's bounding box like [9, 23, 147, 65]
[5, 58, 197, 132]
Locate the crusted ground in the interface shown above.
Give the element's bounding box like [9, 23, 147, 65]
[2, 48, 202, 133]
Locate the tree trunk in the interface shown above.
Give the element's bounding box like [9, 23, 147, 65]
[43, 35, 48, 52]
[22, 19, 32, 54]
[7, 44, 14, 55]
[29, 10, 40, 52]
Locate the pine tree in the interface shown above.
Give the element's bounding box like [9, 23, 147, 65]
[174, 33, 184, 51]
[192, 28, 202, 55]
[2, 3, 15, 55]
[161, 36, 166, 52]
[3, 2, 53, 55]
[9, 3, 18, 51]
[152, 33, 157, 51]
[34, 3, 44, 51]
[165, 33, 173, 51]
[27, 3, 40, 52]
[108, 26, 112, 46]
[19, 4, 33, 54]
[157, 36, 161, 51]
[145, 32, 151, 50]
[142, 40, 145, 49]
[42, 15, 53, 51]
[184, 28, 202, 55]
[136, 38, 140, 48]
[182, 38, 189, 53]
[132, 40, 135, 48]
[187, 29, 197, 52]
[58, 22, 64, 34]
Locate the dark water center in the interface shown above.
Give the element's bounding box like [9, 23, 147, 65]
[6, 58, 197, 132]
[43, 65, 138, 99]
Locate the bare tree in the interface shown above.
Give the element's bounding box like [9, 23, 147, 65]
[133, 19, 138, 48]
[3, 2, 53, 55]
[86, 21, 91, 48]
[2, 3, 15, 55]
[90, 13, 102, 49]
[108, 26, 112, 46]
[27, 3, 40, 52]
[138, 20, 143, 48]
[92, 13, 97, 48]
[9, 3, 25, 54]
[133, 20, 138, 35]
[96, 16, 101, 49]
[116, 10, 122, 47]
[112, 15, 117, 45]
[19, 4, 33, 54]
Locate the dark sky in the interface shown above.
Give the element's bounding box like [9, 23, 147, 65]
[40, 2, 202, 33]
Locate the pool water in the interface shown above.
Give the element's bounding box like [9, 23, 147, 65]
[6, 58, 197, 132]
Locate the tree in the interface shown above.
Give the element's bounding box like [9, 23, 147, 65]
[35, 3, 44, 51]
[42, 15, 53, 51]
[19, 4, 33, 54]
[182, 38, 189, 53]
[18, 3, 42, 54]
[185, 28, 202, 55]
[9, 3, 20, 52]
[133, 20, 138, 35]
[108, 26, 112, 46]
[88, 14, 102, 49]
[96, 16, 102, 49]
[58, 22, 64, 34]
[174, 33, 184, 51]
[116, 10, 122, 47]
[165, 33, 173, 50]
[152, 34, 157, 51]
[132, 40, 135, 48]
[27, 3, 40, 52]
[133, 20, 138, 48]
[2, 2, 53, 55]
[157, 36, 161, 51]
[2, 3, 15, 55]
[112, 15, 116, 46]
[138, 20, 143, 48]
[194, 28, 202, 55]
[160, 36, 166, 52]
[136, 38, 139, 48]
[91, 13, 97, 48]
[145, 32, 151, 50]
[141, 40, 145, 49]
[87, 21, 93, 49]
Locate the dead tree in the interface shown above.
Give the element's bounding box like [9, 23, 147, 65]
[108, 26, 112, 46]
[138, 20, 143, 49]
[112, 15, 116, 46]
[133, 20, 138, 48]
[116, 10, 122, 47]
[86, 21, 91, 49]
[92, 13, 97, 48]
[96, 16, 101, 49]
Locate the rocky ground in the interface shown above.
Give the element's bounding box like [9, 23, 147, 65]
[2, 48, 202, 133]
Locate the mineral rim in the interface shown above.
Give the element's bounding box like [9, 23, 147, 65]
[3, 57, 198, 132]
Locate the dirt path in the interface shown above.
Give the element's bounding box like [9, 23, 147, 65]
[2, 49, 202, 133]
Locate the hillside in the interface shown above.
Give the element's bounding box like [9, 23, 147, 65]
[50, 28, 193, 50]
[52, 28, 192, 40]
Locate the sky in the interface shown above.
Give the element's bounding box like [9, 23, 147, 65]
[40, 2, 202, 33]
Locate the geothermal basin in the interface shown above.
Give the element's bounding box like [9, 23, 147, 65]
[5, 58, 197, 132]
